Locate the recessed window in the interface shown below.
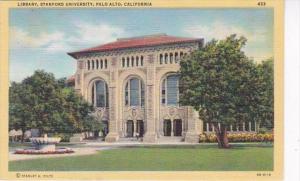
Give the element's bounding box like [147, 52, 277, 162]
[164, 53, 168, 64]
[160, 54, 163, 64]
[87, 60, 90, 70]
[104, 59, 107, 68]
[170, 53, 173, 64]
[92, 80, 109, 108]
[122, 58, 125, 67]
[175, 52, 179, 63]
[136, 56, 139, 66]
[127, 57, 130, 67]
[92, 60, 95, 69]
[161, 74, 180, 105]
[180, 52, 183, 58]
[131, 56, 134, 67]
[140, 56, 144, 66]
[125, 78, 145, 106]
[96, 60, 99, 69]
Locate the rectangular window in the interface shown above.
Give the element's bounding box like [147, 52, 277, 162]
[96, 81, 105, 107]
[141, 56, 144, 66]
[167, 75, 179, 105]
[130, 79, 139, 106]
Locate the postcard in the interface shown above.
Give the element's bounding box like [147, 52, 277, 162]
[0, 0, 283, 180]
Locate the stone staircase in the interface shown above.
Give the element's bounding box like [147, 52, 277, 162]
[118, 137, 140, 142]
[157, 136, 184, 143]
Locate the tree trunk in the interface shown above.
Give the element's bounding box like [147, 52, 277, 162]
[212, 123, 230, 149]
[21, 130, 25, 143]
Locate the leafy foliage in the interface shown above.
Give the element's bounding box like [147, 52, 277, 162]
[179, 35, 273, 148]
[9, 70, 100, 137]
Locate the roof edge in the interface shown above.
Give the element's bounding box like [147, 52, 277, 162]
[67, 36, 204, 59]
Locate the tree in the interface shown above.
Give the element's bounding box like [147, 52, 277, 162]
[252, 58, 274, 131]
[179, 35, 271, 148]
[9, 70, 99, 138]
[9, 83, 33, 142]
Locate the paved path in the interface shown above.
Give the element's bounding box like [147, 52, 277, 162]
[9, 141, 201, 161]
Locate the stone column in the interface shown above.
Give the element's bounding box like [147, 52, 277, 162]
[133, 120, 137, 136]
[105, 58, 119, 142]
[75, 60, 85, 96]
[143, 54, 157, 142]
[185, 106, 202, 143]
[171, 120, 174, 136]
[124, 121, 127, 137]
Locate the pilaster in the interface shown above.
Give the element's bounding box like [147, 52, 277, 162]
[185, 106, 202, 143]
[105, 57, 119, 142]
[143, 54, 157, 142]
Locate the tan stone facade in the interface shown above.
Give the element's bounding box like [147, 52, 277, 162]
[68, 34, 205, 143]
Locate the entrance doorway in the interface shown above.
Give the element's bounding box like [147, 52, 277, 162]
[173, 119, 182, 136]
[136, 120, 144, 137]
[101, 120, 109, 137]
[163, 119, 172, 136]
[126, 120, 134, 137]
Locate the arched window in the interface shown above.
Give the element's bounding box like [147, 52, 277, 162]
[100, 60, 103, 69]
[87, 60, 90, 70]
[131, 56, 134, 67]
[136, 56, 139, 66]
[175, 52, 179, 63]
[170, 53, 173, 64]
[127, 57, 130, 67]
[122, 58, 125, 67]
[161, 74, 180, 105]
[125, 78, 145, 106]
[160, 54, 163, 64]
[92, 60, 95, 69]
[104, 59, 107, 69]
[164, 53, 168, 64]
[91, 80, 109, 108]
[180, 52, 183, 58]
[96, 60, 99, 69]
[140, 56, 144, 66]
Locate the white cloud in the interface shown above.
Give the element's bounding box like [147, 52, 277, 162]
[69, 22, 125, 46]
[10, 27, 65, 50]
[10, 23, 125, 53]
[184, 21, 267, 44]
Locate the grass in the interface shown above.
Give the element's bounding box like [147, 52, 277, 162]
[9, 144, 273, 171]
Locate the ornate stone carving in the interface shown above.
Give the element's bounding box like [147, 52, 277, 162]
[123, 106, 145, 121]
[93, 107, 110, 121]
[111, 57, 117, 67]
[148, 54, 154, 64]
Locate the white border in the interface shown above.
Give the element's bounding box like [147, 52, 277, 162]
[284, 0, 300, 181]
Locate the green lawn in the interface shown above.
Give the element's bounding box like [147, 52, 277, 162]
[9, 144, 273, 171]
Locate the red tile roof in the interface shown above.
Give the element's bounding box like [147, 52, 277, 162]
[68, 34, 202, 58]
[66, 75, 75, 83]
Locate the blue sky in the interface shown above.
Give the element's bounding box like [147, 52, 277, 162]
[9, 8, 273, 82]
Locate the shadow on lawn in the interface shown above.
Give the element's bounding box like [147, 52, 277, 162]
[122, 143, 273, 150]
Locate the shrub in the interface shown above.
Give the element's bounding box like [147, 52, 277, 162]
[199, 132, 273, 143]
[50, 133, 73, 142]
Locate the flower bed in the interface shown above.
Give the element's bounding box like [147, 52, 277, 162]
[15, 147, 74, 154]
[199, 132, 274, 143]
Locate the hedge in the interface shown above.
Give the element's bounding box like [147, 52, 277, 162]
[199, 132, 274, 143]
